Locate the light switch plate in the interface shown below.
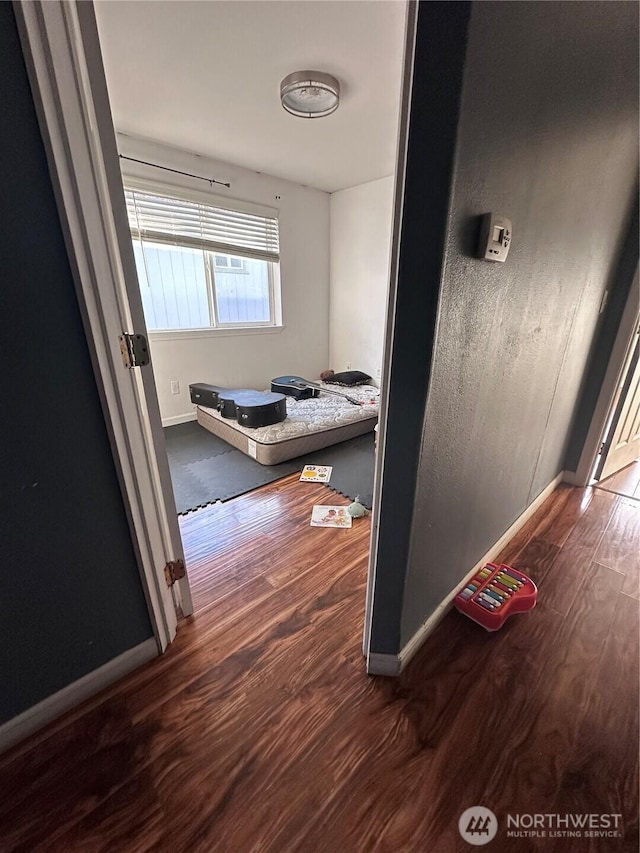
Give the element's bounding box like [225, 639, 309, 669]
[478, 213, 512, 263]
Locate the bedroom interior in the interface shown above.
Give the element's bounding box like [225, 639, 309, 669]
[2, 0, 638, 845]
[94, 1, 405, 526]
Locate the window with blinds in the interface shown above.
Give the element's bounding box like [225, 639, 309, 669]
[125, 184, 281, 332]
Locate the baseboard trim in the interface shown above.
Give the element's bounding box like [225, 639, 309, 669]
[561, 469, 583, 486]
[367, 652, 402, 677]
[367, 472, 564, 677]
[0, 638, 158, 754]
[162, 411, 197, 428]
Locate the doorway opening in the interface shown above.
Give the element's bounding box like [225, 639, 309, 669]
[591, 326, 640, 500]
[90, 1, 408, 628]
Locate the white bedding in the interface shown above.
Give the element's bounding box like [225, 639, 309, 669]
[199, 381, 380, 444]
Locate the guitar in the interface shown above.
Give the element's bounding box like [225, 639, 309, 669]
[271, 375, 362, 406]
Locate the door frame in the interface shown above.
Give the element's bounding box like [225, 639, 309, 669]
[14, 0, 193, 651]
[596, 331, 640, 481]
[566, 267, 640, 487]
[362, 0, 417, 659]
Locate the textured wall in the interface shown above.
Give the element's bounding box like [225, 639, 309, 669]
[399, 1, 639, 646]
[565, 202, 639, 472]
[368, 2, 471, 654]
[0, 5, 152, 724]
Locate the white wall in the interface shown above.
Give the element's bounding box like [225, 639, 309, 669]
[329, 176, 394, 384]
[118, 135, 330, 425]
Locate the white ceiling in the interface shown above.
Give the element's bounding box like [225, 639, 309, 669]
[94, 1, 406, 193]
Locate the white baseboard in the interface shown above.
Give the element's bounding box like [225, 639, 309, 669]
[162, 411, 197, 427]
[0, 638, 158, 754]
[367, 471, 564, 677]
[367, 652, 402, 677]
[561, 469, 584, 486]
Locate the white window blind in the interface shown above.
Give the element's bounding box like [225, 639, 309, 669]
[125, 186, 280, 264]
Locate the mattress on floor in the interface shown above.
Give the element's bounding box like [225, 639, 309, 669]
[196, 382, 379, 465]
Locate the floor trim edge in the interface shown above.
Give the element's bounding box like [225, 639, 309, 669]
[0, 638, 158, 754]
[367, 652, 402, 677]
[369, 471, 564, 677]
[163, 412, 197, 428]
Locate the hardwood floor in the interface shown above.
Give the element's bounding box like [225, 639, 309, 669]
[0, 477, 638, 852]
[595, 459, 640, 501]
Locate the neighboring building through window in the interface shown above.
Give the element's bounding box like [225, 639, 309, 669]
[214, 254, 244, 270]
[125, 183, 281, 332]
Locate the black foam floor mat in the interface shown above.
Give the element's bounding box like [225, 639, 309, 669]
[163, 420, 375, 514]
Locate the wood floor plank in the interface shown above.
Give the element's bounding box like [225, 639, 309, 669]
[495, 484, 592, 565]
[0, 700, 140, 852]
[594, 497, 640, 576]
[621, 570, 640, 601]
[560, 488, 618, 552]
[595, 459, 640, 501]
[135, 613, 367, 851]
[308, 600, 568, 853]
[125, 543, 369, 721]
[261, 612, 506, 851]
[536, 489, 618, 616]
[38, 773, 165, 853]
[0, 477, 637, 852]
[479, 563, 623, 814]
[509, 535, 561, 585]
[531, 485, 595, 548]
[551, 590, 640, 852]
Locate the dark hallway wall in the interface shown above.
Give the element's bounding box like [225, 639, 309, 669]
[368, 1, 639, 655]
[368, 2, 471, 655]
[0, 4, 152, 725]
[401, 0, 639, 645]
[565, 201, 639, 473]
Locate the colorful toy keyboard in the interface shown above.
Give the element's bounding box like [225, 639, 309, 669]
[454, 563, 537, 631]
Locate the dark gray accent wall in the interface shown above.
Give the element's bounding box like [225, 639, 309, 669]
[368, 0, 639, 655]
[0, 4, 152, 725]
[400, 0, 639, 645]
[565, 201, 639, 473]
[368, 2, 471, 655]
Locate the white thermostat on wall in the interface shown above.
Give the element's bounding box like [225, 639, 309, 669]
[479, 213, 512, 262]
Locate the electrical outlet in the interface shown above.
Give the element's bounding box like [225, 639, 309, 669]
[346, 362, 351, 370]
[170, 379, 180, 396]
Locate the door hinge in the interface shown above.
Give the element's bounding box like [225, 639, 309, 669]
[164, 559, 186, 587]
[119, 333, 150, 368]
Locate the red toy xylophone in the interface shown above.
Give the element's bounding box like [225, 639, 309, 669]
[454, 563, 537, 631]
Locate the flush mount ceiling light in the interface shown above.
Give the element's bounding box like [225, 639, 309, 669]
[280, 71, 340, 118]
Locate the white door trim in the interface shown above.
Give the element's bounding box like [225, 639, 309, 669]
[565, 268, 639, 488]
[75, 2, 193, 620]
[14, 0, 191, 650]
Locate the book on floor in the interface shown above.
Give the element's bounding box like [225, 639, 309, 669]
[310, 505, 352, 528]
[299, 464, 332, 483]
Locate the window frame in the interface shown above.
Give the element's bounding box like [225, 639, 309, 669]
[124, 179, 283, 336]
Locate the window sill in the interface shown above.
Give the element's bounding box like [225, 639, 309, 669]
[149, 325, 285, 343]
